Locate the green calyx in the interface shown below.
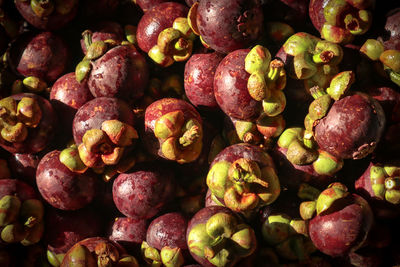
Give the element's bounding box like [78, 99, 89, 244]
[75, 59, 92, 83]
[86, 41, 108, 60]
[308, 94, 332, 120]
[31, 0, 54, 18]
[262, 214, 292, 245]
[370, 164, 400, 204]
[78, 120, 138, 168]
[293, 53, 317, 80]
[297, 183, 321, 201]
[262, 88, 286, 116]
[0, 96, 42, 143]
[234, 120, 260, 144]
[299, 201, 316, 220]
[380, 50, 400, 73]
[256, 113, 285, 141]
[141, 241, 161, 266]
[64, 244, 96, 266]
[360, 39, 385, 61]
[207, 161, 231, 199]
[277, 128, 304, 149]
[265, 22, 295, 44]
[283, 33, 319, 56]
[1, 222, 26, 243]
[326, 71, 355, 100]
[188, 213, 256, 266]
[312, 150, 343, 176]
[149, 17, 195, 67]
[59, 146, 88, 173]
[286, 139, 318, 166]
[321, 24, 353, 44]
[245, 45, 271, 74]
[118, 255, 139, 267]
[313, 40, 343, 65]
[125, 25, 137, 45]
[160, 247, 184, 267]
[47, 250, 65, 267]
[156, 111, 203, 164]
[316, 183, 349, 215]
[23, 76, 48, 93]
[0, 195, 21, 227]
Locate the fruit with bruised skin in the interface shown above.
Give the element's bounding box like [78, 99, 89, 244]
[36, 150, 97, 210]
[72, 97, 137, 169]
[15, 0, 78, 30]
[112, 163, 176, 220]
[309, 0, 375, 44]
[76, 36, 148, 102]
[60, 237, 139, 267]
[184, 52, 224, 109]
[144, 98, 203, 164]
[45, 208, 103, 267]
[8, 31, 68, 83]
[189, 0, 263, 54]
[0, 179, 44, 246]
[355, 161, 400, 219]
[0, 93, 57, 154]
[299, 183, 374, 257]
[186, 206, 257, 267]
[207, 143, 280, 215]
[136, 2, 193, 66]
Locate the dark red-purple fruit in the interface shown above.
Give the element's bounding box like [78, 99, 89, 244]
[0, 93, 57, 154]
[8, 31, 68, 83]
[15, 0, 78, 31]
[36, 150, 97, 210]
[135, 0, 169, 12]
[184, 52, 224, 109]
[194, 0, 263, 54]
[50, 72, 93, 133]
[314, 92, 386, 160]
[112, 163, 176, 220]
[144, 98, 203, 164]
[109, 217, 147, 248]
[8, 153, 40, 186]
[381, 8, 400, 50]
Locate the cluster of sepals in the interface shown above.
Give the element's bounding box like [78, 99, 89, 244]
[75, 28, 137, 83]
[17, 0, 77, 19]
[0, 194, 44, 246]
[278, 70, 357, 174]
[148, 17, 196, 67]
[261, 213, 316, 261]
[154, 109, 203, 164]
[319, 0, 374, 43]
[234, 45, 287, 145]
[368, 162, 400, 204]
[282, 32, 343, 92]
[187, 212, 257, 267]
[0, 96, 42, 144]
[360, 39, 400, 87]
[207, 156, 280, 215]
[60, 239, 139, 267]
[60, 119, 138, 178]
[141, 241, 184, 267]
[297, 182, 350, 220]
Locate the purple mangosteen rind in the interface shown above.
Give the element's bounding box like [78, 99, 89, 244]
[313, 92, 386, 160]
[0, 93, 57, 154]
[36, 150, 97, 211]
[186, 206, 257, 267]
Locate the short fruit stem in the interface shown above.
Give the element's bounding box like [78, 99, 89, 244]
[179, 125, 200, 147]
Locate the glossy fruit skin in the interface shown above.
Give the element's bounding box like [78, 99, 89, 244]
[15, 0, 78, 31]
[137, 2, 189, 53]
[8, 32, 68, 83]
[36, 150, 97, 210]
[382, 8, 400, 50]
[0, 93, 57, 154]
[314, 93, 386, 160]
[88, 44, 148, 102]
[8, 153, 40, 187]
[50, 72, 93, 134]
[109, 217, 147, 247]
[146, 212, 188, 251]
[144, 97, 203, 160]
[45, 208, 103, 255]
[112, 163, 176, 220]
[308, 193, 374, 257]
[184, 52, 224, 109]
[135, 0, 170, 12]
[72, 97, 135, 145]
[196, 0, 263, 54]
[214, 49, 262, 120]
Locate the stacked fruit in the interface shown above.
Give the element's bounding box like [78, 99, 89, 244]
[0, 0, 399, 266]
